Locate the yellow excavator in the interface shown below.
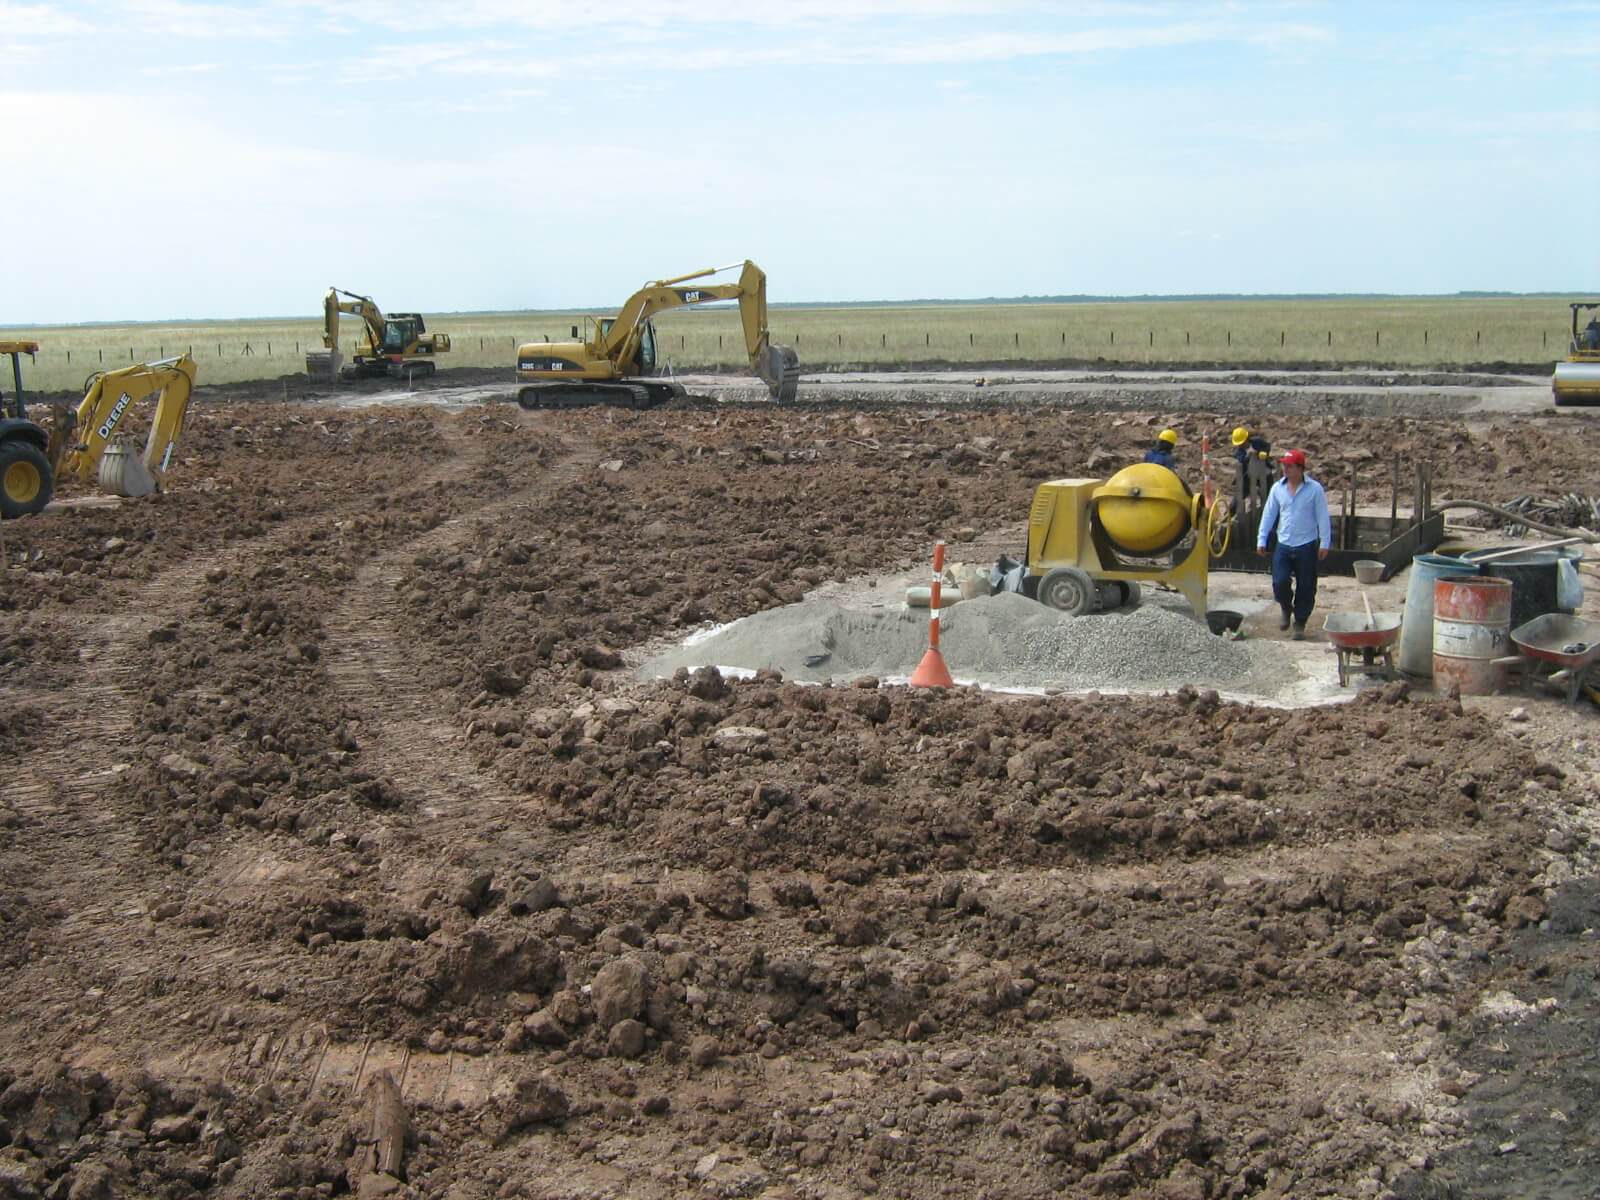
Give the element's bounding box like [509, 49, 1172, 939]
[305, 287, 451, 383]
[1553, 301, 1600, 406]
[514, 260, 799, 409]
[0, 344, 198, 518]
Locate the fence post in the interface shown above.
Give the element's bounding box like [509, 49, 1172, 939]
[1424, 330, 1428, 346]
[1376, 330, 1380, 347]
[1111, 331, 1115, 346]
[1014, 332, 1019, 347]
[925, 332, 929, 346]
[882, 333, 886, 348]
[1227, 331, 1231, 346]
[1327, 331, 1331, 346]
[66, 349, 71, 364]
[968, 333, 972, 346]
[1149, 331, 1153, 347]
[99, 349, 103, 363]
[1476, 331, 1481, 346]
[1280, 331, 1284, 346]
[1185, 331, 1190, 345]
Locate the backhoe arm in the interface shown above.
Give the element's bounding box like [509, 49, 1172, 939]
[61, 355, 198, 487]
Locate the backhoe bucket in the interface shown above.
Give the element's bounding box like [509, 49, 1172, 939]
[98, 439, 158, 498]
[1553, 360, 1600, 405]
[757, 343, 801, 404]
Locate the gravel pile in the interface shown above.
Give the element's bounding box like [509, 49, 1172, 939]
[640, 590, 1262, 693]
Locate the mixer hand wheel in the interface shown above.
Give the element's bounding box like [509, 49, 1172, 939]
[1205, 496, 1235, 558]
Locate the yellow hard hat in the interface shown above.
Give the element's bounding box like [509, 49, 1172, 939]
[1158, 428, 1178, 446]
[1231, 426, 1249, 446]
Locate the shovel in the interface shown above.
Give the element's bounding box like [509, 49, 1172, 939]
[1361, 589, 1376, 632]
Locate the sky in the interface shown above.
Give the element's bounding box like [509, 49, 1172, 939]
[4, 0, 1598, 323]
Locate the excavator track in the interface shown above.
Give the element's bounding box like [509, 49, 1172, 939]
[516, 380, 684, 411]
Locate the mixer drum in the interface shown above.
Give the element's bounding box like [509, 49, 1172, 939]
[1091, 463, 1194, 555]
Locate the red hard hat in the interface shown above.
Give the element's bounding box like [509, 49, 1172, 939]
[1281, 448, 1307, 466]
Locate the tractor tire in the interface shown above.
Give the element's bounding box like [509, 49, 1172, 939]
[1118, 580, 1143, 609]
[0, 440, 54, 519]
[1037, 566, 1098, 616]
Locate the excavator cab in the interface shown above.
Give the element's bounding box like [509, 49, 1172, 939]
[380, 315, 426, 354]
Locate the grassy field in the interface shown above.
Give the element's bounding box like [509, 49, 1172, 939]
[0, 297, 1574, 393]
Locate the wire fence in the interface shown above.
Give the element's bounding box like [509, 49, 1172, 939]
[6, 324, 1574, 392]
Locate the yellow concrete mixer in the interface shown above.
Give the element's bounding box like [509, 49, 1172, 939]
[1023, 464, 1233, 619]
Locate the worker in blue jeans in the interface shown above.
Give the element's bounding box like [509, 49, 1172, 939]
[1255, 448, 1331, 640]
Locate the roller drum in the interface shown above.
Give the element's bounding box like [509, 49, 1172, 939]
[1552, 361, 1600, 404]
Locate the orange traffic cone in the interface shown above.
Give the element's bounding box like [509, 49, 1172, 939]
[910, 644, 954, 688]
[910, 540, 956, 688]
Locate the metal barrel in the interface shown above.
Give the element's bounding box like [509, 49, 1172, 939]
[1432, 574, 1513, 695]
[1398, 553, 1479, 677]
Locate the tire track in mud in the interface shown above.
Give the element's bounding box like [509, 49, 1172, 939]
[318, 440, 602, 848]
[0, 515, 356, 1046]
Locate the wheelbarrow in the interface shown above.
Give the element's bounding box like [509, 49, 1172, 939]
[1507, 613, 1600, 705]
[1324, 611, 1403, 687]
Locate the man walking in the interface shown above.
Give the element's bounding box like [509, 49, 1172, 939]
[1255, 448, 1331, 639]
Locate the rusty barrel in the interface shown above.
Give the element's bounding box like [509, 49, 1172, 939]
[1432, 575, 1512, 695]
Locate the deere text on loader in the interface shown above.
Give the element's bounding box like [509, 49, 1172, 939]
[1552, 301, 1600, 407]
[306, 287, 451, 383]
[0, 343, 198, 519]
[514, 260, 799, 409]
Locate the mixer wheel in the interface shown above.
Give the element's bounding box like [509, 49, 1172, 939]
[1038, 566, 1098, 616]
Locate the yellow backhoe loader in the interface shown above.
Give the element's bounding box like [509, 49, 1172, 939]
[0, 345, 198, 518]
[0, 340, 52, 518]
[305, 287, 451, 383]
[514, 260, 799, 409]
[1553, 301, 1600, 406]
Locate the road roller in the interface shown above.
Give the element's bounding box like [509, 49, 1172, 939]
[1553, 301, 1600, 407]
[1023, 464, 1232, 619]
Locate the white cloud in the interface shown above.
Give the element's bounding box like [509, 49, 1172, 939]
[0, 2, 93, 34]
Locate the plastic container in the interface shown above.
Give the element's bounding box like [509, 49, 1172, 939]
[1397, 553, 1479, 678]
[1432, 574, 1512, 695]
[1462, 547, 1561, 632]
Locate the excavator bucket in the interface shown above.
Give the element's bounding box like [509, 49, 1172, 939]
[757, 344, 801, 404]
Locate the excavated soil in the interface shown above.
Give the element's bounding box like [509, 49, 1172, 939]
[1, 375, 1598, 1200]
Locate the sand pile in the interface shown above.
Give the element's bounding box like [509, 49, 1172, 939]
[638, 591, 1266, 693]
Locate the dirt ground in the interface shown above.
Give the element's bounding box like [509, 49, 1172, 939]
[1, 368, 1597, 1200]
